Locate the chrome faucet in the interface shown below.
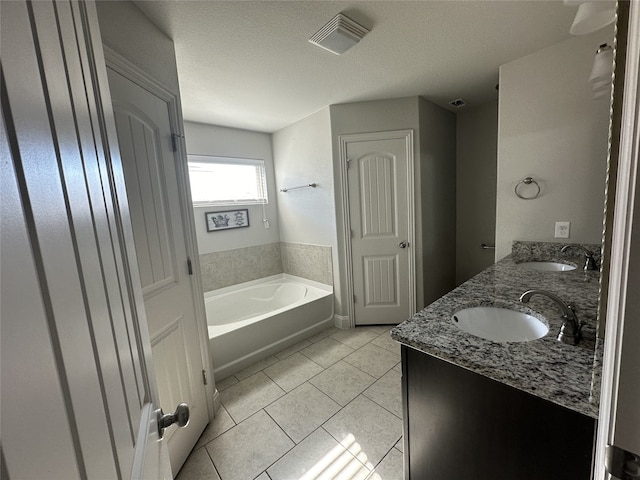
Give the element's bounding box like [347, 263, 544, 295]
[561, 244, 598, 271]
[519, 290, 583, 345]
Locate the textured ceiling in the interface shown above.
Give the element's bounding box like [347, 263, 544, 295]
[134, 1, 579, 133]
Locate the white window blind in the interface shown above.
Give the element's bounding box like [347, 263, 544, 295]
[187, 155, 268, 206]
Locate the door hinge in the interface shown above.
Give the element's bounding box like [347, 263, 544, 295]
[187, 257, 193, 275]
[353, 294, 357, 303]
[606, 444, 640, 479]
[346, 158, 352, 169]
[202, 369, 208, 385]
[171, 133, 185, 152]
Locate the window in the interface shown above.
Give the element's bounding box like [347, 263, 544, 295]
[187, 155, 268, 206]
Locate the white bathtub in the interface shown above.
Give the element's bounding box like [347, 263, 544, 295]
[205, 274, 334, 379]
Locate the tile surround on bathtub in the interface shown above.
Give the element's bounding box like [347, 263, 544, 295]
[199, 242, 282, 292]
[199, 241, 333, 292]
[281, 242, 333, 286]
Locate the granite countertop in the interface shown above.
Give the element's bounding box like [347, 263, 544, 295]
[391, 241, 603, 419]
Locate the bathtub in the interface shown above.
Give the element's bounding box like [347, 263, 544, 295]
[205, 274, 334, 379]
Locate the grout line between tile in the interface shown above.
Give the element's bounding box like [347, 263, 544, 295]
[203, 445, 223, 479]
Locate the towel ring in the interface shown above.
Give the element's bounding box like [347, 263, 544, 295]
[515, 177, 541, 200]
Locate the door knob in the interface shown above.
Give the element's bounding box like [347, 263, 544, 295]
[157, 403, 190, 438]
[399, 241, 408, 249]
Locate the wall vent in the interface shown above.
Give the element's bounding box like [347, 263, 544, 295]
[449, 98, 468, 108]
[309, 13, 369, 55]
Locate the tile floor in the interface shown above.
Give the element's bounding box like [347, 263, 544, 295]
[177, 325, 404, 480]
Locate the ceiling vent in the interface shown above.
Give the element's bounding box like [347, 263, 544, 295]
[449, 98, 468, 108]
[309, 13, 369, 55]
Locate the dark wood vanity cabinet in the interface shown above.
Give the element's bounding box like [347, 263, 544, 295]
[401, 345, 596, 480]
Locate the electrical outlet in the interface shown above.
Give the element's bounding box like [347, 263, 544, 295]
[555, 221, 571, 239]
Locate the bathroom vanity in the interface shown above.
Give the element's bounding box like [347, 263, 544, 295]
[392, 241, 602, 480]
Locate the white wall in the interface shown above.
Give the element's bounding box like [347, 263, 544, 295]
[184, 121, 280, 254]
[273, 108, 335, 246]
[495, 28, 614, 260]
[96, 1, 179, 95]
[456, 101, 498, 284]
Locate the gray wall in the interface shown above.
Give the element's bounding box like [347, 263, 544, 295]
[456, 101, 498, 285]
[418, 97, 457, 304]
[183, 121, 280, 254]
[496, 28, 614, 260]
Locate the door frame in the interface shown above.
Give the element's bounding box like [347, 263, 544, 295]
[594, 0, 640, 476]
[338, 130, 416, 328]
[103, 47, 215, 420]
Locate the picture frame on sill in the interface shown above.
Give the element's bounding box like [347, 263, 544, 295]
[205, 209, 250, 232]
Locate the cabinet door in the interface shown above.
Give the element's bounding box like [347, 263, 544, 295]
[402, 346, 595, 480]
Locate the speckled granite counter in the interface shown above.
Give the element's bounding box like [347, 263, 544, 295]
[391, 241, 603, 419]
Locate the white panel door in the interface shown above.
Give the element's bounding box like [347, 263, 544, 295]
[1, 1, 170, 478]
[346, 132, 415, 325]
[107, 68, 209, 475]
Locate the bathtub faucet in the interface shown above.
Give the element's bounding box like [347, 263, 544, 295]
[519, 290, 583, 345]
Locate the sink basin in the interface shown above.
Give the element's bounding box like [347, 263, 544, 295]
[452, 307, 549, 342]
[516, 262, 577, 272]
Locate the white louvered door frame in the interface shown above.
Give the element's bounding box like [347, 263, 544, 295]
[1, 1, 170, 478]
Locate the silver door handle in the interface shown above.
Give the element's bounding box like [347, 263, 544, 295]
[399, 241, 408, 249]
[157, 403, 190, 438]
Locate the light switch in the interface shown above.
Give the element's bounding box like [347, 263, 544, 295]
[555, 221, 571, 239]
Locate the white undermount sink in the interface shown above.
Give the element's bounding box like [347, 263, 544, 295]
[452, 307, 549, 343]
[516, 262, 577, 272]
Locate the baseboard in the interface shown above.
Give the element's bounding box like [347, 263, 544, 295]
[212, 388, 221, 415]
[334, 314, 352, 329]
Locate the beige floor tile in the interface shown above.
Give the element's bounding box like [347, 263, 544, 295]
[343, 343, 401, 378]
[220, 371, 285, 423]
[264, 353, 324, 392]
[275, 339, 312, 359]
[393, 361, 402, 373]
[309, 361, 376, 406]
[266, 383, 341, 443]
[254, 474, 270, 480]
[194, 405, 236, 450]
[215, 375, 239, 392]
[363, 369, 402, 418]
[364, 325, 396, 334]
[300, 337, 354, 368]
[176, 447, 220, 480]
[206, 410, 293, 480]
[268, 428, 370, 480]
[235, 355, 280, 381]
[370, 331, 402, 355]
[394, 437, 404, 453]
[323, 395, 402, 467]
[330, 328, 380, 349]
[307, 326, 339, 343]
[367, 447, 404, 480]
